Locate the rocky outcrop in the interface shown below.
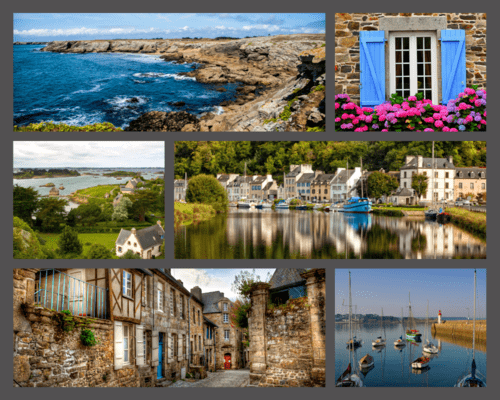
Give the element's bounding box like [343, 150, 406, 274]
[14, 42, 48, 45]
[126, 111, 201, 132]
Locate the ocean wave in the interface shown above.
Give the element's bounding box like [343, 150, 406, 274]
[133, 80, 148, 84]
[72, 84, 103, 95]
[107, 96, 148, 108]
[133, 72, 196, 81]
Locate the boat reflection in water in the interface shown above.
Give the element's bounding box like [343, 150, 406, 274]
[174, 209, 486, 259]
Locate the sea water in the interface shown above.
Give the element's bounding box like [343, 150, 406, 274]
[14, 45, 240, 128]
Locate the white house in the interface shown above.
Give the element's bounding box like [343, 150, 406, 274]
[285, 164, 313, 200]
[174, 179, 187, 201]
[330, 167, 362, 202]
[115, 221, 164, 259]
[399, 155, 455, 204]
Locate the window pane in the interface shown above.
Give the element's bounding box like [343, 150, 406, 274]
[425, 51, 431, 62]
[425, 64, 432, 76]
[417, 37, 423, 50]
[425, 76, 432, 89]
[404, 77, 410, 90]
[426, 90, 432, 100]
[395, 64, 402, 76]
[396, 77, 402, 90]
[425, 37, 431, 49]
[396, 37, 401, 50]
[417, 50, 423, 63]
[396, 51, 401, 63]
[419, 79, 425, 89]
[403, 37, 409, 49]
[124, 350, 129, 362]
[404, 90, 410, 98]
[404, 64, 409, 76]
[403, 51, 409, 63]
[417, 64, 423, 76]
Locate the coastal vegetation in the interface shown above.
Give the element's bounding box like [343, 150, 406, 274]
[13, 177, 165, 259]
[174, 141, 486, 182]
[102, 171, 141, 177]
[174, 202, 216, 227]
[185, 174, 229, 213]
[445, 207, 486, 240]
[13, 122, 122, 132]
[72, 184, 119, 199]
[13, 168, 80, 179]
[367, 171, 399, 200]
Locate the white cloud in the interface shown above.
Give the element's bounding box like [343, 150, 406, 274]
[13, 26, 164, 37]
[242, 24, 281, 32]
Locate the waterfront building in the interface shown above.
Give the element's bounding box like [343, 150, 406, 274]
[400, 155, 455, 204]
[390, 187, 417, 206]
[261, 180, 278, 200]
[115, 221, 164, 259]
[250, 175, 275, 200]
[296, 171, 322, 202]
[226, 175, 254, 202]
[454, 167, 486, 201]
[174, 179, 188, 201]
[285, 164, 313, 200]
[216, 174, 239, 191]
[330, 167, 362, 202]
[311, 173, 336, 203]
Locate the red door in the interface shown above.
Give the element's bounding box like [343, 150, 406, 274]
[224, 354, 231, 369]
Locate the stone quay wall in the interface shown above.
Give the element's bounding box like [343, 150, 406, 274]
[248, 269, 325, 387]
[335, 13, 487, 105]
[432, 320, 486, 343]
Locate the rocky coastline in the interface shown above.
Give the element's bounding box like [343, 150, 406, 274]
[39, 35, 325, 131]
[14, 41, 48, 45]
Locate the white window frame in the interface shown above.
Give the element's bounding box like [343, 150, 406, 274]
[143, 330, 147, 361]
[123, 271, 132, 298]
[123, 324, 130, 364]
[224, 330, 230, 341]
[389, 32, 438, 104]
[223, 303, 228, 311]
[170, 290, 174, 316]
[157, 283, 164, 312]
[223, 313, 229, 323]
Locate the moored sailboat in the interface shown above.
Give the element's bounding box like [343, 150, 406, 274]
[422, 300, 438, 354]
[372, 308, 386, 347]
[406, 292, 422, 340]
[394, 307, 406, 347]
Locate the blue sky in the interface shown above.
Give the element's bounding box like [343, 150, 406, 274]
[13, 13, 325, 41]
[336, 269, 486, 319]
[13, 141, 165, 168]
[171, 269, 275, 301]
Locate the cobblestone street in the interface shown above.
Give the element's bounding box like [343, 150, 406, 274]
[169, 369, 250, 388]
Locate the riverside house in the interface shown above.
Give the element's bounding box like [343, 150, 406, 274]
[285, 164, 314, 200]
[454, 167, 486, 201]
[174, 179, 187, 201]
[330, 167, 362, 202]
[311, 173, 336, 203]
[13, 268, 241, 388]
[115, 221, 165, 259]
[335, 13, 487, 107]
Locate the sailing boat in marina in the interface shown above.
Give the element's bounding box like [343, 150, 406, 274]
[394, 307, 407, 347]
[406, 292, 422, 340]
[456, 269, 487, 387]
[411, 299, 430, 369]
[422, 300, 439, 354]
[372, 308, 386, 346]
[337, 271, 363, 387]
[347, 304, 361, 348]
[425, 141, 439, 220]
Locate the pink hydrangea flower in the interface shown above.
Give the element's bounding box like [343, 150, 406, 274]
[335, 103, 340, 110]
[449, 128, 459, 132]
[335, 117, 341, 122]
[408, 96, 417, 101]
[442, 127, 450, 132]
[435, 120, 444, 128]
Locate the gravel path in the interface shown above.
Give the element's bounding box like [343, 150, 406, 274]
[169, 369, 250, 388]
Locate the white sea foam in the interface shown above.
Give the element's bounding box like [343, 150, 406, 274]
[132, 72, 196, 81]
[72, 84, 103, 95]
[107, 96, 148, 108]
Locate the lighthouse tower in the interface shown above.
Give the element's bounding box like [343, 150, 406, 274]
[438, 310, 442, 324]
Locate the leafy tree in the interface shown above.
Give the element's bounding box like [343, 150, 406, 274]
[231, 269, 272, 300]
[78, 203, 102, 226]
[13, 185, 39, 226]
[87, 244, 113, 259]
[130, 191, 159, 222]
[36, 197, 68, 233]
[13, 217, 44, 259]
[57, 226, 83, 256]
[112, 203, 129, 222]
[412, 174, 429, 202]
[367, 171, 399, 200]
[229, 299, 251, 329]
[120, 250, 142, 259]
[66, 208, 78, 227]
[186, 174, 228, 212]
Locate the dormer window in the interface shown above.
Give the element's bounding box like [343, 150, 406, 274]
[127, 241, 131, 245]
[134, 243, 137, 247]
[471, 172, 475, 178]
[223, 303, 228, 311]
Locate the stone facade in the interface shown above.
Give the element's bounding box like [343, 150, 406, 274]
[335, 13, 487, 105]
[454, 167, 486, 201]
[248, 269, 326, 387]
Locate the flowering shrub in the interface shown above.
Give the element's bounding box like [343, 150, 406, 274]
[335, 86, 486, 132]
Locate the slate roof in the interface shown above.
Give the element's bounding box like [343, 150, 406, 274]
[174, 179, 186, 187]
[203, 316, 218, 327]
[252, 176, 266, 184]
[312, 173, 336, 184]
[455, 167, 487, 179]
[269, 269, 307, 290]
[116, 224, 164, 250]
[262, 181, 273, 191]
[393, 187, 414, 197]
[296, 173, 315, 183]
[401, 157, 455, 169]
[217, 174, 230, 182]
[120, 186, 134, 192]
[201, 291, 226, 314]
[128, 179, 138, 188]
[332, 170, 355, 184]
[286, 167, 300, 177]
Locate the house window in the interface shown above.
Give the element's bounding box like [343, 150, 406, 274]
[118, 247, 122, 252]
[123, 324, 130, 364]
[482, 183, 485, 189]
[173, 334, 178, 357]
[143, 330, 147, 361]
[389, 32, 437, 103]
[123, 271, 132, 298]
[470, 183, 474, 189]
[446, 172, 449, 178]
[404, 182, 407, 188]
[143, 276, 148, 305]
[435, 172, 438, 178]
[434, 182, 438, 189]
[224, 330, 230, 341]
[199, 336, 201, 351]
[157, 282, 164, 311]
[170, 290, 174, 316]
[198, 310, 201, 326]
[223, 303, 228, 311]
[206, 327, 209, 339]
[183, 335, 186, 356]
[459, 182, 463, 189]
[423, 171, 427, 176]
[223, 313, 229, 323]
[404, 172, 407, 178]
[180, 295, 184, 319]
[127, 241, 131, 245]
[134, 243, 137, 247]
[445, 182, 449, 189]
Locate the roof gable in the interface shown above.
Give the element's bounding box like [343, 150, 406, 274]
[269, 269, 307, 290]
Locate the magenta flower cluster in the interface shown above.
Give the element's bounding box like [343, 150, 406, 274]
[335, 88, 487, 132]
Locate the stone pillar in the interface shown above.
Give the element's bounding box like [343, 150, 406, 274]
[248, 283, 269, 386]
[301, 269, 326, 386]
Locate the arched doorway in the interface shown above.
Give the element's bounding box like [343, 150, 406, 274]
[224, 353, 231, 370]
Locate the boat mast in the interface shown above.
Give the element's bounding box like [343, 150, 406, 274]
[431, 141, 435, 208]
[349, 271, 352, 379]
[382, 307, 385, 340]
[425, 299, 429, 344]
[360, 157, 364, 198]
[472, 269, 477, 378]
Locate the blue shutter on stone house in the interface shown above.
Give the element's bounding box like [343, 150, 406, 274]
[440, 30, 466, 106]
[360, 31, 386, 107]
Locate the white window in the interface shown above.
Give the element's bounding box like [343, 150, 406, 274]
[123, 271, 132, 297]
[143, 277, 148, 305]
[157, 282, 164, 311]
[223, 303, 228, 311]
[223, 313, 229, 323]
[124, 324, 130, 364]
[389, 32, 437, 104]
[143, 330, 147, 361]
[224, 330, 230, 341]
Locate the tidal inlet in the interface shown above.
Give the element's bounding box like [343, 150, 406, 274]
[13, 13, 325, 132]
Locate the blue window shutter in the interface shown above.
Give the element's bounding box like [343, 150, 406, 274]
[440, 30, 466, 106]
[360, 31, 386, 107]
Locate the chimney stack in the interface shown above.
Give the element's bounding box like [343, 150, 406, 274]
[131, 228, 137, 235]
[177, 279, 183, 286]
[191, 286, 202, 301]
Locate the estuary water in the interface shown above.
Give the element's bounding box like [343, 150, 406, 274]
[335, 322, 487, 387]
[173, 209, 486, 259]
[14, 45, 240, 128]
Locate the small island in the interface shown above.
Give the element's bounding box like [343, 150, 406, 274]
[103, 171, 140, 177]
[39, 183, 55, 187]
[14, 168, 80, 179]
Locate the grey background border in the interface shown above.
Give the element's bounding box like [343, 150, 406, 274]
[3, 0, 497, 399]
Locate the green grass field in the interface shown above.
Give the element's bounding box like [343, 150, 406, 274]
[75, 184, 120, 199]
[39, 232, 120, 258]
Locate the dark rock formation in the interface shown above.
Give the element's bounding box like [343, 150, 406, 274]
[126, 111, 200, 132]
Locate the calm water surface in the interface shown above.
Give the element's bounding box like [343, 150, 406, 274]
[335, 322, 487, 387]
[174, 209, 486, 259]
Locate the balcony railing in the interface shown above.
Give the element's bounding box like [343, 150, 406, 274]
[34, 269, 108, 319]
